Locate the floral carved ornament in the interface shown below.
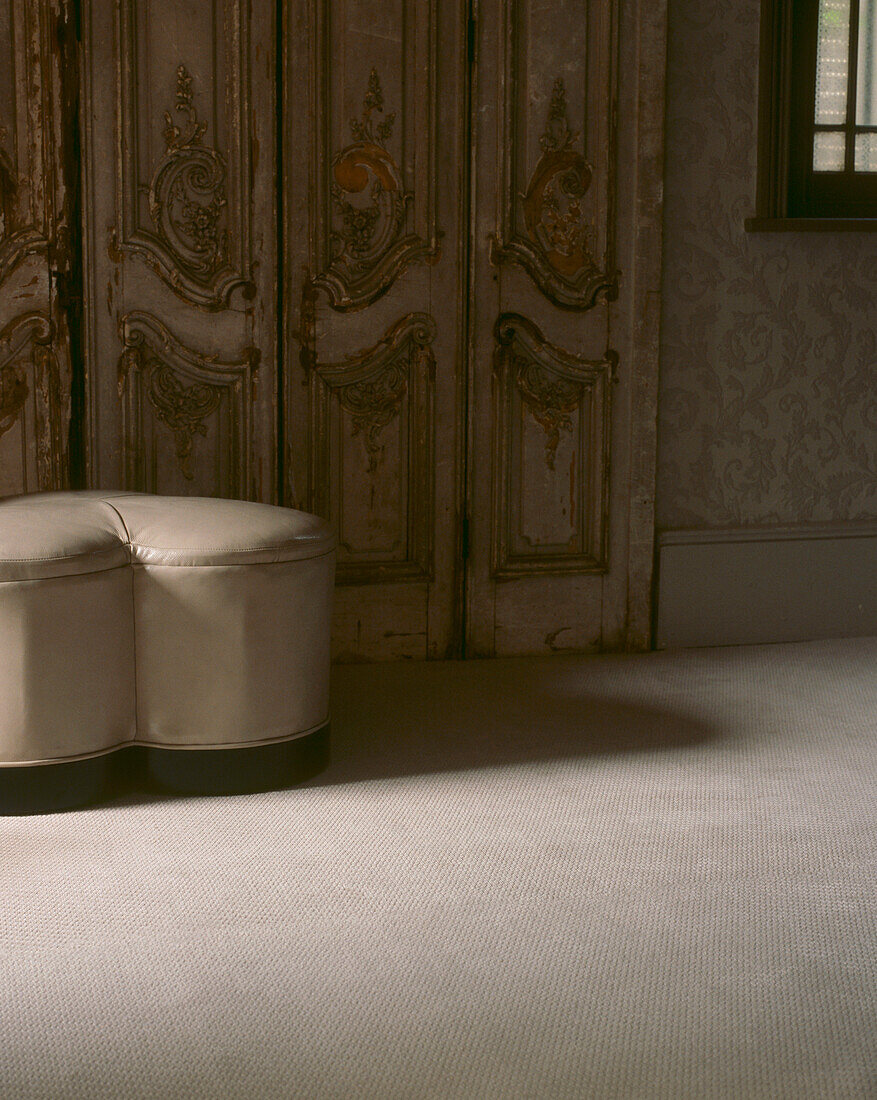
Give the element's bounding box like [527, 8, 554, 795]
[148, 65, 228, 283]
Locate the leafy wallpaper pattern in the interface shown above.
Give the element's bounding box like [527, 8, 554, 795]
[657, 0, 877, 530]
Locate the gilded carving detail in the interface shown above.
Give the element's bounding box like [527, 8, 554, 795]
[0, 314, 69, 491]
[490, 49, 619, 311]
[337, 360, 408, 474]
[148, 65, 228, 283]
[310, 312, 436, 584]
[119, 343, 222, 482]
[147, 361, 222, 480]
[492, 313, 615, 577]
[118, 313, 254, 491]
[328, 69, 407, 287]
[523, 79, 595, 280]
[327, 315, 436, 475]
[515, 355, 583, 470]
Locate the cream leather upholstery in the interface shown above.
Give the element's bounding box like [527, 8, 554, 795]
[123, 496, 335, 749]
[0, 492, 335, 806]
[0, 495, 136, 766]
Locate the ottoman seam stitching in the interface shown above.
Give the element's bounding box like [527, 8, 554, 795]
[131, 716, 330, 751]
[130, 545, 337, 563]
[0, 546, 124, 563]
[100, 500, 139, 747]
[129, 541, 334, 553]
[97, 500, 133, 544]
[0, 563, 132, 583]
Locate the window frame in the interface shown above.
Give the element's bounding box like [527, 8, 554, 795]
[749, 0, 877, 228]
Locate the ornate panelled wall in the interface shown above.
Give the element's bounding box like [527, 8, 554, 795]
[467, 0, 665, 655]
[468, 0, 619, 655]
[0, 1, 667, 660]
[81, 0, 278, 501]
[284, 0, 468, 659]
[0, 0, 75, 498]
[285, 0, 666, 659]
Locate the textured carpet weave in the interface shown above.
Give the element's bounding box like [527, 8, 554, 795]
[1, 638, 876, 1099]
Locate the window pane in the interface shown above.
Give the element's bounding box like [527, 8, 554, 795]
[854, 132, 877, 169]
[857, 0, 877, 124]
[815, 0, 851, 124]
[813, 130, 846, 170]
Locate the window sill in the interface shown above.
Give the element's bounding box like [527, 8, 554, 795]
[745, 217, 877, 232]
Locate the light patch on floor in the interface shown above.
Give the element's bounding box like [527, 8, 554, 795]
[2, 638, 876, 1099]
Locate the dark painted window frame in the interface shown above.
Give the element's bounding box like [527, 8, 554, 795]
[747, 0, 877, 230]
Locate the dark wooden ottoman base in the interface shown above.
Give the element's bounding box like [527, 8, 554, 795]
[0, 754, 115, 816]
[0, 725, 330, 814]
[138, 724, 331, 796]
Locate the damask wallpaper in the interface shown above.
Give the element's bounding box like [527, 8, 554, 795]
[657, 0, 877, 530]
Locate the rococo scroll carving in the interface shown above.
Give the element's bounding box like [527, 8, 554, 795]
[491, 77, 616, 310]
[0, 120, 49, 284]
[524, 80, 595, 282]
[0, 315, 51, 382]
[331, 71, 405, 264]
[336, 359, 408, 474]
[315, 69, 410, 310]
[144, 362, 222, 480]
[495, 312, 617, 471]
[313, 48, 440, 311]
[492, 313, 616, 576]
[113, 29, 255, 310]
[515, 357, 584, 471]
[315, 312, 436, 474]
[118, 312, 256, 492]
[149, 65, 228, 283]
[490, 29, 619, 313]
[309, 313, 437, 583]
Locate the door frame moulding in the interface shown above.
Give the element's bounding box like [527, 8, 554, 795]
[613, 0, 667, 651]
[464, 0, 667, 655]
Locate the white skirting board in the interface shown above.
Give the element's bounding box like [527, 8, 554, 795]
[655, 522, 877, 648]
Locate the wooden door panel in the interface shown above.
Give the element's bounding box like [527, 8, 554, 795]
[81, 0, 277, 501]
[284, 0, 467, 660]
[488, 0, 618, 310]
[468, 0, 665, 656]
[58, 0, 662, 660]
[305, 1, 441, 311]
[309, 312, 437, 585]
[491, 313, 614, 576]
[0, 0, 73, 497]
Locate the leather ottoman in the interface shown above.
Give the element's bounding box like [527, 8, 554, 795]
[0, 492, 336, 813]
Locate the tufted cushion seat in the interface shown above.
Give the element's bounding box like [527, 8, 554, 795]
[0, 491, 336, 813]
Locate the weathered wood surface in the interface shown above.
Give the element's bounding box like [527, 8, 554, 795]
[0, 0, 75, 497]
[283, 0, 468, 659]
[81, 0, 278, 502]
[6, 0, 666, 658]
[466, 0, 666, 655]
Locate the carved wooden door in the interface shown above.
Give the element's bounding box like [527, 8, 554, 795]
[284, 0, 664, 659]
[72, 0, 663, 659]
[81, 1, 278, 501]
[283, 1, 468, 659]
[465, 0, 665, 655]
[0, 0, 76, 497]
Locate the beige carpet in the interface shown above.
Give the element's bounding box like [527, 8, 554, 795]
[1, 638, 875, 1099]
